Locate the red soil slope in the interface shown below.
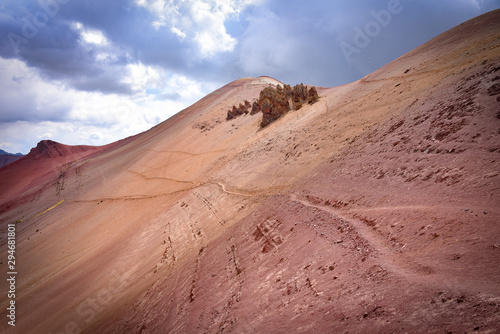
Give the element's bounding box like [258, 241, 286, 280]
[0, 10, 499, 334]
[0, 139, 134, 215]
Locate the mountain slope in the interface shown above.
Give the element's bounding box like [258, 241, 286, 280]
[0, 10, 499, 334]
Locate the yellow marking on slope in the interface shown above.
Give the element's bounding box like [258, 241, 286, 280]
[35, 199, 65, 218]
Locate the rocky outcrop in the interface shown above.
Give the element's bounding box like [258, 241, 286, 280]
[250, 101, 261, 115]
[308, 86, 319, 105]
[28, 140, 96, 159]
[292, 84, 307, 104]
[259, 86, 291, 127]
[226, 100, 252, 120]
[226, 83, 320, 127]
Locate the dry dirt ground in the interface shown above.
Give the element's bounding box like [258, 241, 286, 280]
[0, 9, 499, 334]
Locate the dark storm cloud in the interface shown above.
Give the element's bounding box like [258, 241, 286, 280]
[5, 1, 216, 100]
[0, 0, 176, 95]
[57, 0, 189, 69]
[2, 0, 498, 91]
[232, 0, 500, 86]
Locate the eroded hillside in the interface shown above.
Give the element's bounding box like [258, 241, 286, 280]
[0, 9, 499, 334]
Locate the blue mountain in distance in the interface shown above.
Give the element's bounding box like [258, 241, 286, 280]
[0, 149, 25, 168]
[0, 149, 24, 156]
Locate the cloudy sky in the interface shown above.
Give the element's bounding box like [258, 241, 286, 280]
[1, 0, 499, 154]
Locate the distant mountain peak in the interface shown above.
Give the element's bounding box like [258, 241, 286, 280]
[0, 149, 25, 168]
[0, 149, 23, 156]
[27, 140, 97, 159]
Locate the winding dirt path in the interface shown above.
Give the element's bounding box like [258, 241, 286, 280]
[289, 193, 455, 290]
[215, 182, 256, 197]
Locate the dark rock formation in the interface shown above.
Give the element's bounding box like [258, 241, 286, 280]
[227, 101, 252, 120]
[226, 82, 319, 127]
[292, 83, 308, 103]
[251, 101, 261, 115]
[259, 85, 291, 127]
[244, 100, 252, 111]
[308, 86, 319, 104]
[226, 105, 240, 120]
[284, 84, 293, 98]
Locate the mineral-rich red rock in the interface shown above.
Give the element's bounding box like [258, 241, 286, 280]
[233, 105, 240, 116]
[308, 86, 319, 104]
[251, 101, 261, 115]
[29, 140, 96, 159]
[244, 100, 251, 111]
[259, 85, 291, 127]
[238, 102, 249, 114]
[292, 83, 308, 103]
[226, 82, 319, 125]
[284, 84, 293, 98]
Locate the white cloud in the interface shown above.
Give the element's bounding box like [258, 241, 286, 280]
[82, 30, 108, 45]
[238, 9, 302, 75]
[171, 26, 186, 40]
[71, 22, 109, 46]
[95, 52, 119, 63]
[122, 63, 163, 95]
[135, 0, 261, 58]
[167, 74, 205, 101]
[190, 1, 237, 57]
[0, 57, 212, 154]
[0, 57, 72, 122]
[70, 21, 124, 67]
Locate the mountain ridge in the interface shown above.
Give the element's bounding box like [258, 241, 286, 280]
[0, 149, 23, 156]
[0, 9, 499, 334]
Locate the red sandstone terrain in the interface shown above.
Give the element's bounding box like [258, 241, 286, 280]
[0, 10, 499, 334]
